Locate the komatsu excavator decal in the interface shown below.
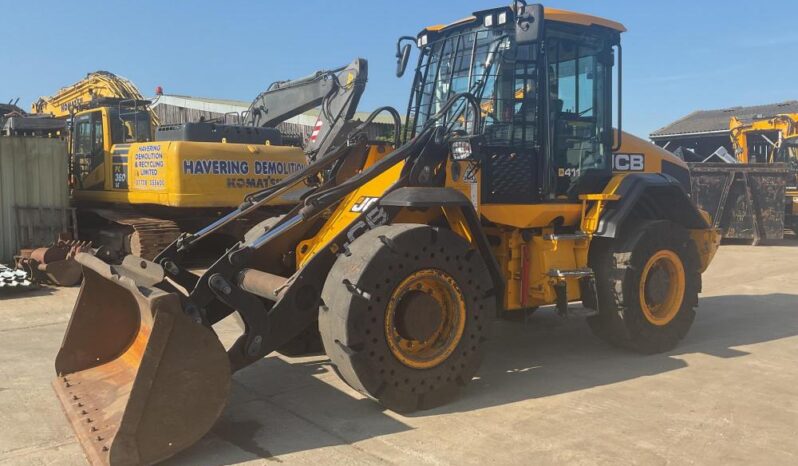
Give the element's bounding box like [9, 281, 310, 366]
[226, 177, 286, 189]
[59, 97, 83, 113]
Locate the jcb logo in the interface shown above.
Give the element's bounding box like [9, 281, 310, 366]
[341, 206, 389, 255]
[350, 196, 380, 213]
[613, 153, 645, 172]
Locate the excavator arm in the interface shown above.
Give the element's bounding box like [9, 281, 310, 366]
[30, 70, 159, 125]
[244, 58, 368, 160]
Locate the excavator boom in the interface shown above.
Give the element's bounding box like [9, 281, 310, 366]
[30, 70, 159, 125]
[244, 58, 367, 159]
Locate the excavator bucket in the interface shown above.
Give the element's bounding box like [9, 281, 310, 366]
[53, 253, 231, 465]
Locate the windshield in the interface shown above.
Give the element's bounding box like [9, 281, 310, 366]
[113, 110, 151, 144]
[406, 22, 615, 195]
[406, 26, 521, 144]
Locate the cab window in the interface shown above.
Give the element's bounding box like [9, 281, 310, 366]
[112, 110, 151, 144]
[73, 113, 102, 156]
[547, 26, 612, 194]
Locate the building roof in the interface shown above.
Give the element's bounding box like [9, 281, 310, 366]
[150, 94, 402, 126]
[650, 100, 798, 139]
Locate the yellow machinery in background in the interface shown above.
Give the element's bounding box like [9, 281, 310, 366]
[53, 4, 720, 465]
[729, 114, 798, 232]
[25, 71, 157, 144]
[26, 62, 369, 259]
[729, 113, 798, 163]
[2, 71, 155, 139]
[30, 70, 159, 124]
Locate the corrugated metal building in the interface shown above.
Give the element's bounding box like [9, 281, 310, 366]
[0, 137, 70, 262]
[650, 101, 798, 160]
[150, 94, 398, 141]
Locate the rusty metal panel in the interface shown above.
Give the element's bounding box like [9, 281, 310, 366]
[689, 163, 790, 244]
[0, 137, 69, 262]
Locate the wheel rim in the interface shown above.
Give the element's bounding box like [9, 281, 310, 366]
[639, 250, 686, 326]
[385, 269, 466, 369]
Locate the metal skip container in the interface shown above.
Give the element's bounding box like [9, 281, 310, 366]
[688, 163, 791, 244]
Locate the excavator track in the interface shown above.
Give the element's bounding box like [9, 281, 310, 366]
[119, 217, 182, 259]
[91, 209, 182, 260]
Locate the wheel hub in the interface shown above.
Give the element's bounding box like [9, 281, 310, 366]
[385, 269, 466, 369]
[639, 250, 686, 326]
[394, 290, 444, 342]
[645, 266, 671, 304]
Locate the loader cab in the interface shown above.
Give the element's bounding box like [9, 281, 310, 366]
[403, 6, 623, 202]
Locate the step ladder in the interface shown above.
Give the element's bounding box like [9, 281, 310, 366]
[544, 230, 599, 318]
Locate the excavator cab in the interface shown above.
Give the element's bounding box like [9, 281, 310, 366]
[71, 109, 107, 189]
[69, 104, 153, 190]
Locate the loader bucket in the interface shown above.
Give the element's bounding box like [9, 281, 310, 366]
[53, 253, 231, 465]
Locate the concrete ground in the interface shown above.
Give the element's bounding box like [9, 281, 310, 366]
[1, 243, 796, 465]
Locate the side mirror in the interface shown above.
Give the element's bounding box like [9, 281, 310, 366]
[395, 37, 415, 78]
[514, 1, 544, 45]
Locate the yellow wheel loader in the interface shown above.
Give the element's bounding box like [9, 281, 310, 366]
[53, 3, 720, 464]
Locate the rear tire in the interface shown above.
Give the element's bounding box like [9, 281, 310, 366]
[319, 224, 495, 413]
[587, 220, 700, 354]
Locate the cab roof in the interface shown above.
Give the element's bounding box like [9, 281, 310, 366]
[422, 6, 626, 35]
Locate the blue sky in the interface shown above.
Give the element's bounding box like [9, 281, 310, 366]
[2, 1, 796, 137]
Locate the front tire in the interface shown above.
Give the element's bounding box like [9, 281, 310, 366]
[587, 220, 701, 354]
[319, 224, 495, 413]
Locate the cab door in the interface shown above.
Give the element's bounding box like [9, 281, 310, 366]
[545, 24, 615, 198]
[479, 44, 543, 204]
[71, 109, 106, 190]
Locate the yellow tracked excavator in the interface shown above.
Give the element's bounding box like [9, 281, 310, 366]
[53, 3, 720, 464]
[10, 64, 369, 260]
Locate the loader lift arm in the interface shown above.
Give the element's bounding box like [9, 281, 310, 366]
[160, 104, 403, 258]
[159, 94, 482, 368]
